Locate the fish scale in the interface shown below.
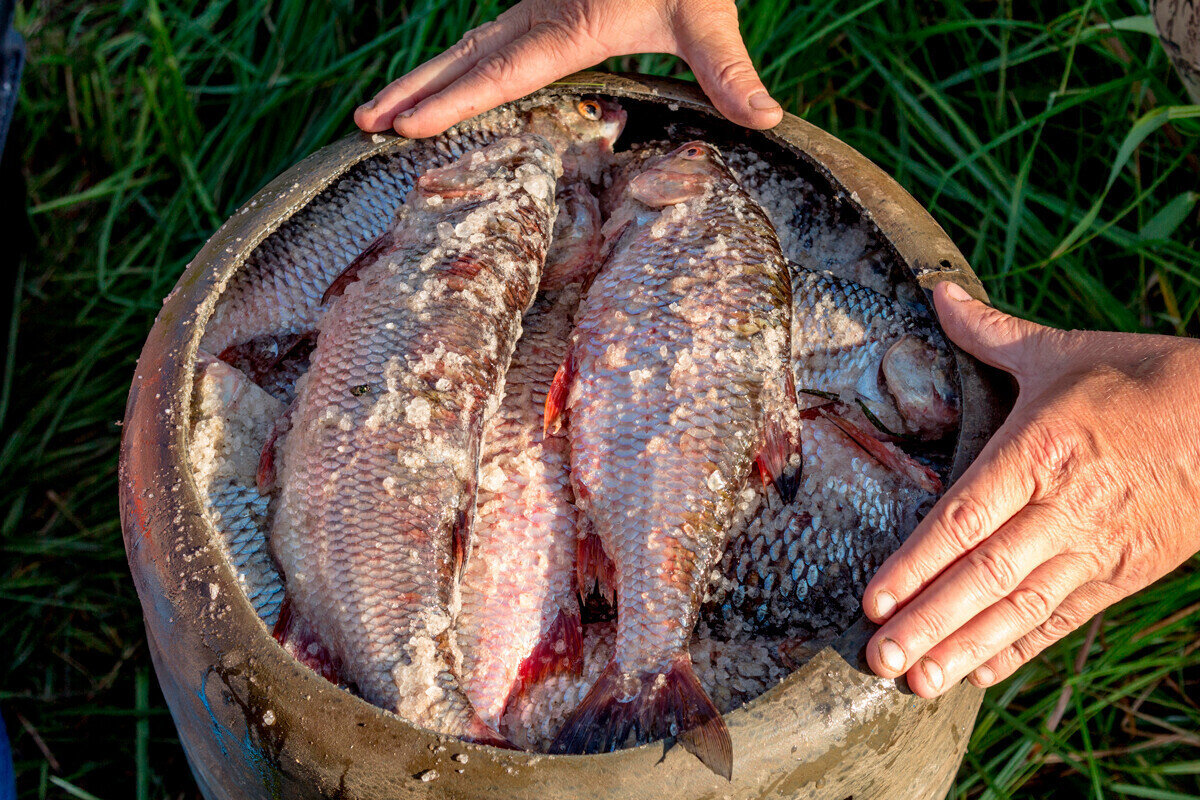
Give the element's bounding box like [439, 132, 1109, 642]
[271, 135, 560, 741]
[704, 415, 937, 638]
[549, 141, 797, 779]
[188, 354, 287, 629]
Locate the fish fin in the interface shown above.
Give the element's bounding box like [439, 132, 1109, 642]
[219, 331, 317, 385]
[255, 437, 276, 493]
[821, 410, 943, 494]
[417, 167, 487, 199]
[756, 413, 802, 504]
[544, 347, 575, 435]
[256, 410, 292, 493]
[216, 341, 270, 383]
[322, 230, 395, 305]
[273, 599, 342, 685]
[445, 253, 485, 280]
[463, 715, 517, 749]
[500, 603, 584, 721]
[576, 528, 616, 607]
[549, 656, 733, 781]
[451, 501, 475, 583]
[452, 434, 481, 582]
[628, 169, 711, 207]
[523, 604, 583, 682]
[797, 400, 837, 420]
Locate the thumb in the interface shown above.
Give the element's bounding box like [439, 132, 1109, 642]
[933, 281, 1052, 378]
[672, 2, 782, 129]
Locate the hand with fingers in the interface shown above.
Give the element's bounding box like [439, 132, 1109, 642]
[863, 281, 1200, 698]
[354, 0, 782, 138]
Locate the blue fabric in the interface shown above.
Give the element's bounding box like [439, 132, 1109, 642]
[0, 707, 16, 800]
[0, 0, 23, 159]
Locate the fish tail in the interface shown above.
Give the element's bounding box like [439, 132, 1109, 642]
[431, 629, 515, 748]
[549, 656, 733, 780]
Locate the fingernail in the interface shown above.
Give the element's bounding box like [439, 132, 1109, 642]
[878, 638, 906, 673]
[969, 665, 995, 687]
[942, 282, 971, 302]
[748, 91, 781, 111]
[919, 657, 944, 691]
[358, 98, 376, 112]
[874, 590, 896, 620]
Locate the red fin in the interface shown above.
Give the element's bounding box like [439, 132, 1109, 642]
[256, 411, 291, 493]
[798, 401, 836, 421]
[274, 599, 341, 685]
[821, 410, 943, 494]
[544, 347, 575, 435]
[499, 604, 584, 722]
[451, 505, 472, 581]
[576, 529, 616, 606]
[322, 230, 395, 305]
[756, 415, 802, 504]
[271, 596, 293, 642]
[463, 715, 516, 749]
[256, 427, 279, 493]
[522, 605, 584, 683]
[451, 446, 479, 581]
[549, 656, 733, 781]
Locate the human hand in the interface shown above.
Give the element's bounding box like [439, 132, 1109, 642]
[354, 0, 782, 138]
[862, 281, 1200, 698]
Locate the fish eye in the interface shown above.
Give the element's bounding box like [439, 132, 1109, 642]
[577, 100, 602, 121]
[680, 145, 706, 160]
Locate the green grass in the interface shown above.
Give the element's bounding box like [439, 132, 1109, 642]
[4, 0, 1198, 797]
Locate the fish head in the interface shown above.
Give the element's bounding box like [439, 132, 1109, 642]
[627, 141, 726, 208]
[880, 335, 961, 439]
[527, 97, 627, 180]
[415, 136, 558, 204]
[541, 181, 604, 290]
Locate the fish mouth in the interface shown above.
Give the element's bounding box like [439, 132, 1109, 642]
[598, 99, 628, 149]
[627, 167, 711, 207]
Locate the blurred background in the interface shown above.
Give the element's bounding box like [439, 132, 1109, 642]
[2, 1, 1198, 798]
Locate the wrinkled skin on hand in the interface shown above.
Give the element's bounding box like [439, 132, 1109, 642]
[863, 282, 1200, 697]
[354, 0, 782, 137]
